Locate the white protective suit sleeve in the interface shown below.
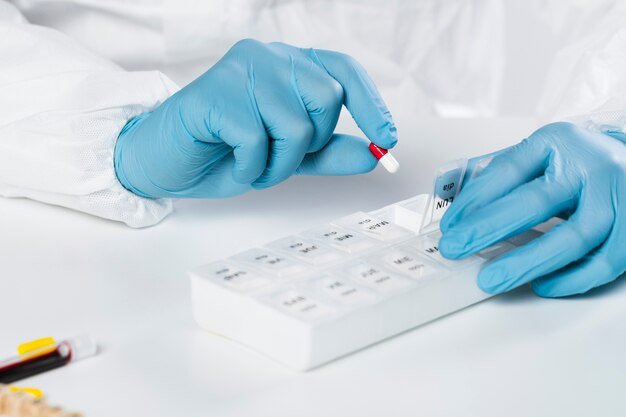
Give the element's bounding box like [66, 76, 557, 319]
[532, 0, 626, 137]
[536, 0, 626, 125]
[0, 1, 178, 227]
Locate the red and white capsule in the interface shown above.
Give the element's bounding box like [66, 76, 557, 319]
[369, 143, 399, 174]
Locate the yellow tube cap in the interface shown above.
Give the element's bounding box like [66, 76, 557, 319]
[17, 337, 56, 355]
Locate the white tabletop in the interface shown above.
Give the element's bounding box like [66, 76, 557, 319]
[2, 117, 625, 417]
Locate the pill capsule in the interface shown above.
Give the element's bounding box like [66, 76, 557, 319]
[369, 143, 399, 174]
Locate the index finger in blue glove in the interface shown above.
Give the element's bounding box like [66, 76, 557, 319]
[439, 175, 577, 260]
[441, 136, 551, 233]
[310, 49, 397, 149]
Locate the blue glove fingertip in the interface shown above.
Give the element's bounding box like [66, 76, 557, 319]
[477, 263, 509, 294]
[386, 121, 398, 147]
[371, 120, 398, 149]
[438, 231, 469, 260]
[530, 280, 558, 298]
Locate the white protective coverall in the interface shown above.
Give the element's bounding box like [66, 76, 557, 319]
[1, 0, 625, 227]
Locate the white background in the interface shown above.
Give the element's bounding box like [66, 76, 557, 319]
[2, 117, 625, 417]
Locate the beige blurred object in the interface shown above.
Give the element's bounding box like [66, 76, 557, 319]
[0, 386, 83, 417]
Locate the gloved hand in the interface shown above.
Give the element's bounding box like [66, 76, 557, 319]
[114, 39, 397, 198]
[439, 122, 626, 297]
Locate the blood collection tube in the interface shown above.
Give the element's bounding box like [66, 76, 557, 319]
[369, 143, 399, 174]
[0, 336, 97, 384]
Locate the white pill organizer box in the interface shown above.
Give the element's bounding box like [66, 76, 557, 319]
[189, 158, 542, 370]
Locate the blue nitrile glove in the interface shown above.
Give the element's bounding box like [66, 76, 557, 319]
[439, 122, 626, 297]
[114, 39, 397, 198]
